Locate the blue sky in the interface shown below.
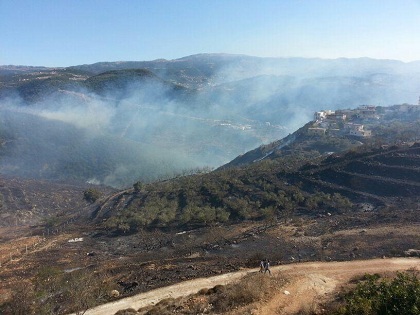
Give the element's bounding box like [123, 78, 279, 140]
[1, 0, 419, 66]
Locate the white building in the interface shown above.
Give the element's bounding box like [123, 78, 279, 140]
[345, 123, 371, 137]
[314, 110, 335, 121]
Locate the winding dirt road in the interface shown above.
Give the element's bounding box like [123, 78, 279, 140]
[75, 257, 419, 315]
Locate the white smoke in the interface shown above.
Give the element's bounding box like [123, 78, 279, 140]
[1, 56, 419, 187]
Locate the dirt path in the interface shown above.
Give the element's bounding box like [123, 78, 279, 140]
[74, 269, 251, 315]
[256, 258, 419, 315]
[75, 258, 419, 315]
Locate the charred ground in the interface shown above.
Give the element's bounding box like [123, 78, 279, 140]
[0, 136, 419, 313]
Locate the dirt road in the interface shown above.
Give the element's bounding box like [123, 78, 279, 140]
[255, 257, 419, 315]
[75, 257, 419, 315]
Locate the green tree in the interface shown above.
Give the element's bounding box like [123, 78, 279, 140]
[216, 207, 230, 223]
[261, 206, 276, 226]
[83, 188, 101, 203]
[133, 181, 143, 192]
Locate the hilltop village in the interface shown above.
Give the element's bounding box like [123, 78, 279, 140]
[308, 99, 420, 138]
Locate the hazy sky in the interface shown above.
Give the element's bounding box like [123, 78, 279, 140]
[1, 0, 419, 67]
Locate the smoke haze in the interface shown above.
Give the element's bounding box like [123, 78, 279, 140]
[0, 55, 419, 187]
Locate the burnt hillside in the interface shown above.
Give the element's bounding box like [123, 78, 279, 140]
[0, 176, 114, 227]
[89, 142, 419, 235]
[289, 143, 420, 204]
[0, 143, 418, 315]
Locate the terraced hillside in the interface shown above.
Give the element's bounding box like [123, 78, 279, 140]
[0, 176, 115, 227]
[291, 143, 420, 205]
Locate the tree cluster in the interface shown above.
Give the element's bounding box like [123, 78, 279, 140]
[104, 156, 354, 233]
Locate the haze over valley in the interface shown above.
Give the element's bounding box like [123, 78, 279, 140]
[1, 54, 419, 187]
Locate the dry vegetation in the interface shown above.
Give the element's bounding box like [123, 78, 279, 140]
[131, 272, 287, 315]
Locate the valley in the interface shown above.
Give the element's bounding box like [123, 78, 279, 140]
[0, 54, 419, 314]
[2, 54, 420, 187]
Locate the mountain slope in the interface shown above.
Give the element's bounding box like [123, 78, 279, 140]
[1, 54, 420, 186]
[0, 116, 419, 314]
[89, 141, 419, 235]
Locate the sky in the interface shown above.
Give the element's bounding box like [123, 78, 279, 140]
[1, 0, 420, 67]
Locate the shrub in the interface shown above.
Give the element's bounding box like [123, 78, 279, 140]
[333, 272, 420, 315]
[83, 188, 102, 203]
[133, 181, 143, 192]
[210, 273, 271, 312]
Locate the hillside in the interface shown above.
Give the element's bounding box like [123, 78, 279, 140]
[225, 104, 420, 168]
[0, 119, 419, 314]
[88, 140, 419, 236]
[1, 55, 420, 186]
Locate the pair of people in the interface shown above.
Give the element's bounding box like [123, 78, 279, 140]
[259, 259, 271, 274]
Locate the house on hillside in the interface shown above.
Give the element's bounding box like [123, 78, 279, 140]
[344, 123, 371, 137]
[356, 105, 378, 119]
[328, 113, 347, 121]
[314, 111, 327, 121]
[314, 110, 335, 121]
[314, 110, 347, 122]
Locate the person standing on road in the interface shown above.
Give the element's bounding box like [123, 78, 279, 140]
[259, 259, 265, 273]
[264, 259, 271, 275]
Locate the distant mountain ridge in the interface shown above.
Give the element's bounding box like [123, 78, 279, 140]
[1, 54, 419, 187]
[2, 53, 420, 86]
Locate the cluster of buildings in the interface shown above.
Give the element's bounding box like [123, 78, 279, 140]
[309, 106, 374, 137]
[308, 99, 420, 138]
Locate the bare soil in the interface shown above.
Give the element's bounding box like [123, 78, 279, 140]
[1, 218, 419, 307]
[73, 257, 419, 315]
